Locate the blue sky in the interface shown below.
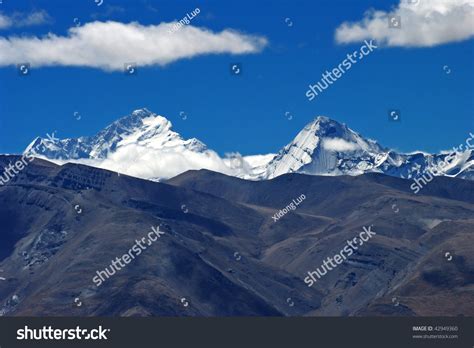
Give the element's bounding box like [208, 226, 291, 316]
[0, 0, 473, 156]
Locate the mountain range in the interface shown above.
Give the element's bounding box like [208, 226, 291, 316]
[24, 108, 474, 181]
[1, 155, 473, 316]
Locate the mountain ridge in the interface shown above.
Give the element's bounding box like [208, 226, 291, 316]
[23, 108, 474, 181]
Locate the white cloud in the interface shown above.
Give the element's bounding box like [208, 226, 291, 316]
[322, 138, 358, 152]
[35, 149, 276, 181]
[34, 146, 278, 181]
[335, 0, 474, 47]
[93, 145, 234, 180]
[0, 10, 52, 29]
[37, 145, 235, 181]
[242, 153, 276, 168]
[0, 20, 268, 71]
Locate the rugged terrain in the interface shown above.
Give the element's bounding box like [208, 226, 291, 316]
[0, 155, 473, 316]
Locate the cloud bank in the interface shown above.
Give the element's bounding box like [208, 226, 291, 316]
[91, 145, 234, 180]
[335, 0, 474, 47]
[0, 21, 268, 71]
[38, 147, 258, 181]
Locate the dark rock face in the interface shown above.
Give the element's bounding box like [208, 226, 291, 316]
[0, 156, 473, 317]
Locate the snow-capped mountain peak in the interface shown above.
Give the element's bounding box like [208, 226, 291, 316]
[263, 116, 473, 181]
[263, 116, 385, 179]
[25, 108, 207, 161]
